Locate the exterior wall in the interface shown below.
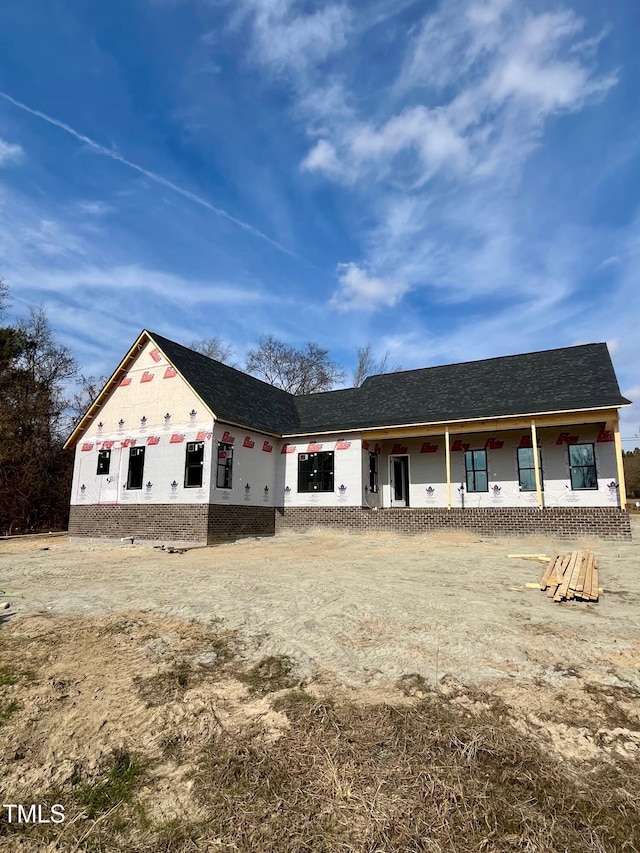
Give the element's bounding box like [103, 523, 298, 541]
[69, 504, 209, 543]
[378, 426, 620, 510]
[209, 424, 279, 508]
[68, 504, 276, 544]
[207, 505, 275, 542]
[279, 435, 364, 508]
[275, 506, 632, 540]
[71, 339, 215, 508]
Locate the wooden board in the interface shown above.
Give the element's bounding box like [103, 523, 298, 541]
[575, 551, 589, 596]
[582, 553, 594, 600]
[540, 552, 559, 589]
[548, 554, 570, 598]
[566, 551, 585, 600]
[555, 551, 580, 601]
[590, 561, 600, 601]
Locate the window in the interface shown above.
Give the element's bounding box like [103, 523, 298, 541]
[517, 447, 543, 491]
[216, 442, 233, 489]
[97, 450, 111, 475]
[569, 444, 597, 490]
[464, 449, 488, 492]
[369, 451, 378, 493]
[126, 446, 145, 490]
[184, 441, 204, 488]
[298, 451, 334, 492]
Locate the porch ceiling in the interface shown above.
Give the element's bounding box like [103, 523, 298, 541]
[360, 408, 617, 441]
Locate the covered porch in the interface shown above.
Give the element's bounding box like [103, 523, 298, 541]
[362, 408, 627, 511]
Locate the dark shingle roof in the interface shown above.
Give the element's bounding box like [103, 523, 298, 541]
[292, 343, 631, 433]
[151, 334, 630, 436]
[149, 332, 301, 434]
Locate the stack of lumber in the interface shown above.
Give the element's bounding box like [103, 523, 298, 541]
[539, 550, 600, 602]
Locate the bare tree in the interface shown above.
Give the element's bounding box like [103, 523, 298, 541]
[246, 335, 345, 395]
[353, 343, 402, 387]
[67, 373, 109, 430]
[0, 303, 78, 532]
[189, 336, 235, 365]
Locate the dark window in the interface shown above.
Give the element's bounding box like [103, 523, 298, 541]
[97, 450, 111, 475]
[517, 447, 543, 491]
[465, 449, 488, 492]
[184, 441, 205, 488]
[369, 451, 378, 493]
[126, 446, 145, 490]
[216, 442, 233, 489]
[569, 444, 597, 490]
[298, 451, 334, 492]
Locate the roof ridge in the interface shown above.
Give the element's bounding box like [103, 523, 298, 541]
[361, 342, 608, 384]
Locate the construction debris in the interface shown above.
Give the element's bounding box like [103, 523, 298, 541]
[508, 554, 551, 562]
[539, 550, 601, 602]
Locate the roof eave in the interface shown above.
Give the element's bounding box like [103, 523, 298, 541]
[281, 401, 632, 438]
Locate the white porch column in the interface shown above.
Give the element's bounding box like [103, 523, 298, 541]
[445, 426, 452, 510]
[530, 418, 543, 509]
[613, 414, 627, 509]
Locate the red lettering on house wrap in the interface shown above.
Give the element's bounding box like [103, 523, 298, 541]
[484, 437, 504, 450]
[391, 444, 408, 454]
[556, 432, 579, 445]
[420, 442, 438, 453]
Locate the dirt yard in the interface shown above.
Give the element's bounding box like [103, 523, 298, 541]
[2, 524, 640, 690]
[1, 523, 639, 851]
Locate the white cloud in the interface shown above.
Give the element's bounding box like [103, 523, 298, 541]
[398, 0, 511, 92]
[76, 200, 114, 216]
[486, 11, 616, 114]
[300, 139, 343, 175]
[331, 263, 408, 311]
[0, 138, 24, 166]
[286, 1, 618, 311]
[234, 0, 351, 74]
[348, 106, 469, 184]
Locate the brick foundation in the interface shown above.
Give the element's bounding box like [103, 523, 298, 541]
[275, 506, 632, 540]
[69, 504, 276, 544]
[207, 504, 275, 542]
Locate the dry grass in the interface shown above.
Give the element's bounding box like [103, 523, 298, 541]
[1, 611, 639, 852]
[2, 685, 639, 852]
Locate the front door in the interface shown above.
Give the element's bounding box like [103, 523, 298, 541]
[389, 455, 410, 507]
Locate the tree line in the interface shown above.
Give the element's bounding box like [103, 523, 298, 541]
[0, 282, 81, 533]
[191, 335, 401, 394]
[0, 284, 400, 534]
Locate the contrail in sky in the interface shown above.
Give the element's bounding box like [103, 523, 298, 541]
[0, 90, 297, 258]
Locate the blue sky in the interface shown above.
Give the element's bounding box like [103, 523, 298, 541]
[0, 0, 639, 445]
